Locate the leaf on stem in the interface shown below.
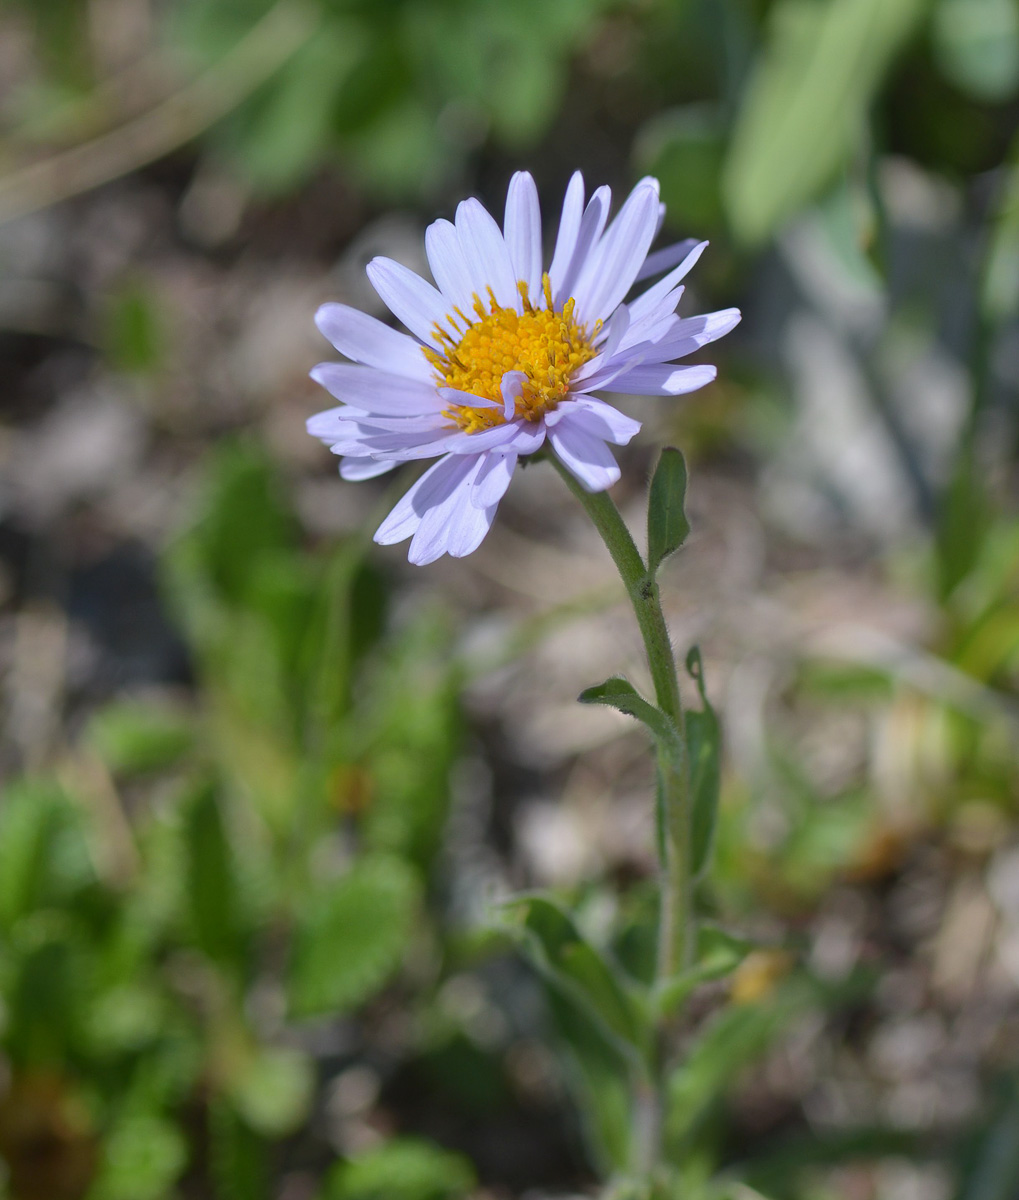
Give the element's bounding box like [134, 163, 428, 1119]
[647, 447, 691, 577]
[579, 677, 684, 774]
[501, 895, 648, 1059]
[655, 925, 752, 1016]
[685, 648, 721, 879]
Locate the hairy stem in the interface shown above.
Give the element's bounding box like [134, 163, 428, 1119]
[550, 458, 695, 976]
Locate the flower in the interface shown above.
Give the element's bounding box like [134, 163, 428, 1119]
[307, 171, 740, 564]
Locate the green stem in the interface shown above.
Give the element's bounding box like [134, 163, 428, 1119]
[549, 458, 696, 978]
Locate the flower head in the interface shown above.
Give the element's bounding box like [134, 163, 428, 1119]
[308, 171, 740, 564]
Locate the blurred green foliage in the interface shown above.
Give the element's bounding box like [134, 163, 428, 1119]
[0, 447, 467, 1198]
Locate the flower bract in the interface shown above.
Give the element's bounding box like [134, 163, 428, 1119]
[307, 171, 740, 564]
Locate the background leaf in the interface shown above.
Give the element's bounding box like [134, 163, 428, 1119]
[723, 0, 927, 243]
[288, 856, 418, 1017]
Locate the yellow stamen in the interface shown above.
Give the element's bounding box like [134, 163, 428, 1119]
[425, 273, 597, 434]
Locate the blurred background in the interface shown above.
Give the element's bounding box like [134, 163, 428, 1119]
[1, 0, 1019, 1198]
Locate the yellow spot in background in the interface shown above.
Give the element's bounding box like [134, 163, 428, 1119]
[730, 949, 794, 1005]
[425, 275, 597, 433]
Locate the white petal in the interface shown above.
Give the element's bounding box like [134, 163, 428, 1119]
[375, 455, 475, 545]
[470, 449, 518, 508]
[455, 198, 519, 311]
[340, 456, 399, 481]
[310, 363, 443, 414]
[634, 238, 700, 283]
[553, 185, 611, 308]
[627, 241, 708, 324]
[573, 183, 661, 327]
[610, 363, 717, 395]
[366, 257, 453, 347]
[549, 417, 621, 492]
[425, 218, 478, 317]
[548, 172, 585, 300]
[504, 172, 543, 299]
[546, 396, 641, 445]
[315, 303, 432, 381]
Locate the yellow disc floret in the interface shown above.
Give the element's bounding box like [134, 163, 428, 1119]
[424, 274, 597, 433]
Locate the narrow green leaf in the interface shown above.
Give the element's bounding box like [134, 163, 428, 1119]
[289, 856, 418, 1017]
[209, 1102, 268, 1200]
[655, 926, 752, 1016]
[579, 677, 684, 773]
[723, 0, 926, 244]
[982, 142, 1019, 324]
[184, 783, 242, 967]
[685, 648, 721, 879]
[503, 895, 647, 1059]
[665, 979, 812, 1152]
[87, 702, 194, 776]
[647, 447, 691, 575]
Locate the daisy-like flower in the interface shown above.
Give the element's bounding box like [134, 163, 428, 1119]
[307, 171, 740, 564]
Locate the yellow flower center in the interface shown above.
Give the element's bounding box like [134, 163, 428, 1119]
[424, 275, 597, 433]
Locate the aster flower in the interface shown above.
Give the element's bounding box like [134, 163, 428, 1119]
[307, 171, 739, 565]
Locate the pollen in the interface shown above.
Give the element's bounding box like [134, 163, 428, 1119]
[424, 274, 597, 433]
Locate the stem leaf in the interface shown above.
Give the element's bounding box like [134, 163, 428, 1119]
[579, 677, 684, 773]
[647, 447, 691, 576]
[686, 648, 721, 878]
[655, 926, 752, 1016]
[502, 894, 648, 1060]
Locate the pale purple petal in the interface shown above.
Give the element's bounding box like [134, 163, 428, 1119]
[610, 363, 718, 395]
[546, 396, 641, 445]
[324, 410, 449, 433]
[375, 455, 476, 545]
[626, 242, 708, 324]
[470, 449, 517, 508]
[340, 456, 399, 481]
[455, 198, 519, 311]
[442, 418, 546, 455]
[573, 183, 661, 328]
[425, 219, 478, 317]
[419, 496, 496, 561]
[366, 257, 453, 347]
[577, 306, 630, 378]
[571, 348, 647, 393]
[309, 363, 443, 414]
[549, 417, 622, 492]
[315, 304, 432, 381]
[504, 172, 543, 299]
[548, 172, 585, 300]
[437, 387, 501, 410]
[623, 308, 742, 365]
[634, 237, 700, 283]
[407, 455, 494, 563]
[616, 308, 682, 354]
[553, 185, 611, 309]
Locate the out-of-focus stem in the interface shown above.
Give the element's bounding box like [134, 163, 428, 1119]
[0, 0, 317, 227]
